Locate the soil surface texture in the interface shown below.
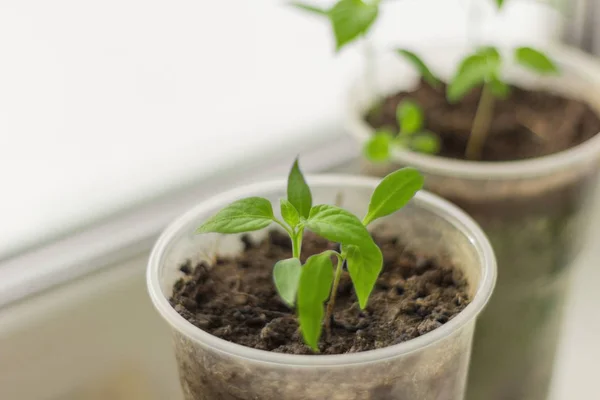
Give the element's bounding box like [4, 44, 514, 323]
[171, 230, 470, 355]
[366, 79, 600, 161]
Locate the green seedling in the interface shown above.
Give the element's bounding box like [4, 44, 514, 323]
[291, 0, 380, 51]
[197, 159, 424, 351]
[448, 45, 559, 160]
[292, 0, 559, 160]
[395, 44, 558, 160]
[396, 49, 443, 90]
[364, 100, 441, 162]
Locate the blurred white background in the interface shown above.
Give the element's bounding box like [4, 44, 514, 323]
[0, 0, 565, 260]
[0, 1, 595, 399]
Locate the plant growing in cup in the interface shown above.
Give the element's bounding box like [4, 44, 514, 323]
[197, 160, 423, 349]
[378, 45, 559, 160]
[147, 159, 496, 399]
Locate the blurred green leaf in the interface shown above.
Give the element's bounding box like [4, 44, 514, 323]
[489, 77, 510, 99]
[297, 252, 334, 350]
[477, 46, 501, 65]
[448, 55, 488, 103]
[364, 131, 392, 162]
[396, 100, 424, 135]
[392, 134, 411, 149]
[410, 132, 441, 154]
[290, 2, 328, 15]
[514, 47, 559, 75]
[448, 47, 501, 103]
[396, 49, 441, 88]
[328, 0, 379, 51]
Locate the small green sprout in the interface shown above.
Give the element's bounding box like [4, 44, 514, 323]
[448, 45, 559, 159]
[396, 49, 442, 89]
[291, 0, 380, 51]
[197, 159, 424, 351]
[364, 100, 441, 162]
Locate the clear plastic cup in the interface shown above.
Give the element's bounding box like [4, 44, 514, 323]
[346, 44, 600, 399]
[147, 176, 496, 400]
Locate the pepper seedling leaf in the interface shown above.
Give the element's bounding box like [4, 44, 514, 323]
[297, 252, 334, 350]
[280, 199, 300, 228]
[345, 241, 383, 309]
[476, 46, 501, 66]
[197, 197, 274, 234]
[290, 1, 328, 15]
[448, 47, 501, 103]
[489, 77, 510, 99]
[364, 130, 392, 162]
[392, 134, 411, 149]
[307, 204, 373, 247]
[273, 257, 303, 307]
[287, 158, 313, 219]
[410, 132, 441, 154]
[397, 100, 424, 135]
[195, 157, 426, 352]
[363, 167, 424, 226]
[448, 54, 489, 103]
[396, 49, 441, 88]
[328, 0, 379, 51]
[514, 47, 559, 75]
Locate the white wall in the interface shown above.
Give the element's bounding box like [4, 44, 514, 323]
[0, 0, 565, 260]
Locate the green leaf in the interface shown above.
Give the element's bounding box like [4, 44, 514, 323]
[514, 47, 559, 75]
[363, 167, 424, 226]
[396, 49, 441, 88]
[328, 0, 379, 51]
[448, 56, 487, 102]
[489, 77, 510, 99]
[307, 204, 373, 247]
[197, 197, 274, 234]
[495, 0, 505, 9]
[364, 131, 392, 162]
[345, 241, 382, 309]
[280, 199, 300, 228]
[392, 134, 411, 149]
[287, 158, 313, 219]
[448, 50, 499, 103]
[297, 252, 334, 350]
[290, 2, 328, 15]
[476, 46, 501, 66]
[273, 258, 302, 307]
[397, 100, 423, 135]
[410, 132, 441, 154]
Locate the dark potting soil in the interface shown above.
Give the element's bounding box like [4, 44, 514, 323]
[170, 230, 470, 355]
[366, 79, 600, 161]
